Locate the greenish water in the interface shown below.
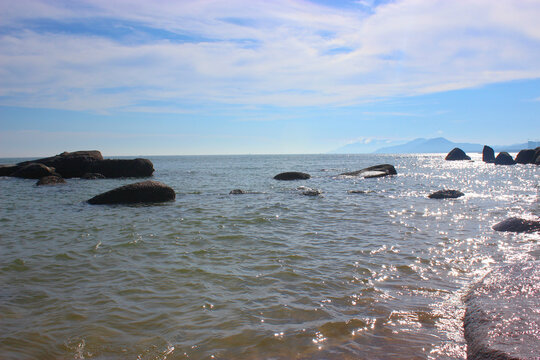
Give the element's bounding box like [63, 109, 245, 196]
[0, 154, 538, 359]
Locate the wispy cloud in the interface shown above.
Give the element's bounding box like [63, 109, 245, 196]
[1, 0, 539, 113]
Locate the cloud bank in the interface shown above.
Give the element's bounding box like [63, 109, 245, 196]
[1, 0, 539, 113]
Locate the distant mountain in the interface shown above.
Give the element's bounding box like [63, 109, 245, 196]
[374, 137, 483, 153]
[331, 137, 535, 154]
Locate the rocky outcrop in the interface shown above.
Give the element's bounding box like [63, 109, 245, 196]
[0, 164, 19, 177]
[494, 152, 515, 165]
[87, 180, 175, 205]
[273, 172, 311, 180]
[11, 163, 60, 179]
[464, 261, 540, 360]
[515, 149, 536, 164]
[482, 146, 495, 163]
[15, 151, 154, 178]
[445, 148, 471, 161]
[36, 176, 66, 186]
[492, 217, 540, 233]
[428, 190, 464, 199]
[340, 164, 397, 178]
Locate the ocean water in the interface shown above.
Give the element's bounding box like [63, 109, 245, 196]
[0, 153, 538, 360]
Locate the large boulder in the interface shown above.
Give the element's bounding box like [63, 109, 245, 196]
[16, 151, 154, 178]
[534, 147, 540, 165]
[36, 176, 66, 186]
[0, 164, 19, 177]
[494, 152, 515, 165]
[273, 172, 311, 180]
[90, 159, 154, 178]
[492, 217, 540, 233]
[87, 180, 175, 205]
[340, 164, 397, 178]
[11, 163, 60, 179]
[515, 149, 536, 164]
[445, 147, 471, 161]
[464, 261, 540, 360]
[482, 145, 495, 163]
[428, 189, 464, 199]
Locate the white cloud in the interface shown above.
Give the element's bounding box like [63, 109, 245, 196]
[0, 0, 539, 112]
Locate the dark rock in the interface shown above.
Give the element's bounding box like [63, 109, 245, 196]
[340, 164, 397, 178]
[17, 151, 154, 178]
[428, 190, 464, 199]
[0, 164, 19, 177]
[445, 147, 471, 161]
[347, 190, 368, 194]
[11, 163, 60, 179]
[81, 173, 106, 180]
[297, 186, 322, 196]
[464, 261, 540, 360]
[482, 145, 495, 163]
[90, 159, 154, 178]
[273, 172, 311, 180]
[494, 152, 515, 165]
[515, 149, 536, 164]
[492, 217, 540, 233]
[534, 147, 540, 165]
[36, 176, 66, 186]
[87, 180, 175, 205]
[229, 189, 247, 195]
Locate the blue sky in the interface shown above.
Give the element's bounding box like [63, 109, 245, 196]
[1, 0, 539, 156]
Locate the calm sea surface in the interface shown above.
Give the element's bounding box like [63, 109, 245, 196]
[0, 154, 538, 360]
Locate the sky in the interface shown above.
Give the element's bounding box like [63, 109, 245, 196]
[1, 0, 539, 157]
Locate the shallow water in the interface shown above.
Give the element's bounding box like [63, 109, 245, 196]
[0, 153, 538, 359]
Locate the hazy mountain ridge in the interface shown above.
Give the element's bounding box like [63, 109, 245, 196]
[332, 137, 536, 154]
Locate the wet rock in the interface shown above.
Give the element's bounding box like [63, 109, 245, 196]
[16, 151, 154, 178]
[11, 163, 60, 179]
[494, 152, 515, 165]
[347, 190, 368, 194]
[0, 164, 19, 177]
[428, 190, 464, 199]
[445, 147, 471, 161]
[340, 164, 397, 178]
[87, 180, 175, 205]
[297, 186, 322, 196]
[492, 217, 540, 233]
[273, 172, 311, 180]
[81, 172, 106, 179]
[36, 176, 66, 186]
[464, 261, 540, 360]
[229, 189, 247, 195]
[515, 149, 536, 164]
[482, 145, 495, 163]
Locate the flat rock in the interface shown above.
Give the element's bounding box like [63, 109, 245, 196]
[0, 164, 19, 177]
[274, 172, 311, 180]
[11, 163, 60, 179]
[340, 164, 397, 178]
[492, 217, 540, 233]
[36, 176, 66, 186]
[445, 147, 471, 161]
[464, 261, 540, 360]
[229, 189, 247, 195]
[87, 180, 175, 205]
[90, 158, 154, 178]
[428, 190, 464, 199]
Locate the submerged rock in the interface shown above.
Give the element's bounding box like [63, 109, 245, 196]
[11, 163, 60, 179]
[492, 217, 540, 233]
[482, 146, 495, 163]
[229, 189, 247, 195]
[81, 172, 106, 180]
[445, 147, 471, 161]
[36, 176, 66, 186]
[340, 164, 397, 178]
[464, 261, 540, 360]
[428, 190, 464, 199]
[494, 152, 515, 165]
[515, 149, 536, 164]
[297, 186, 322, 196]
[274, 172, 311, 180]
[87, 180, 175, 205]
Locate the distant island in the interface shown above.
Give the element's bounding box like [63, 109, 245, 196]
[331, 137, 538, 154]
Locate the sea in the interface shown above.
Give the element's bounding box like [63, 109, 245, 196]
[0, 153, 538, 360]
